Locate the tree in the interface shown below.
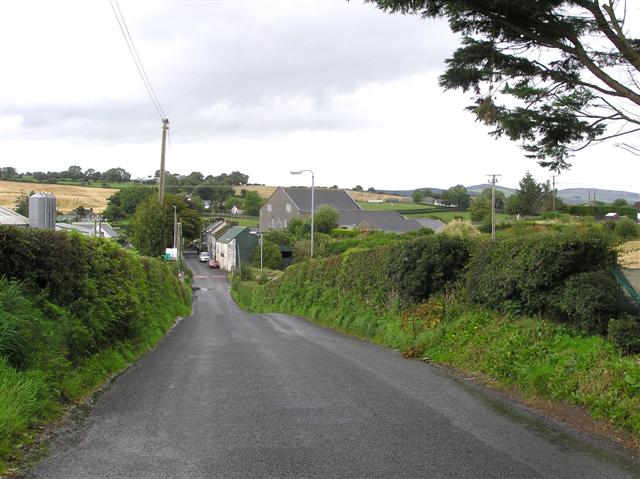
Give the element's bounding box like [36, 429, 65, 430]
[613, 198, 628, 207]
[73, 206, 88, 220]
[412, 190, 425, 203]
[367, 187, 376, 193]
[197, 181, 234, 208]
[163, 194, 202, 244]
[0, 166, 18, 179]
[507, 172, 544, 216]
[84, 168, 102, 182]
[353, 185, 363, 191]
[470, 196, 491, 222]
[14, 191, 33, 217]
[103, 167, 131, 183]
[130, 196, 168, 257]
[314, 205, 339, 233]
[251, 239, 282, 270]
[368, 0, 640, 170]
[442, 185, 470, 208]
[243, 190, 263, 216]
[103, 186, 156, 220]
[479, 188, 506, 211]
[65, 165, 83, 181]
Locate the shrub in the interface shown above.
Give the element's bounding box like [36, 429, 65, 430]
[466, 233, 616, 318]
[555, 271, 620, 334]
[441, 219, 480, 238]
[389, 236, 473, 304]
[615, 218, 639, 241]
[608, 316, 640, 354]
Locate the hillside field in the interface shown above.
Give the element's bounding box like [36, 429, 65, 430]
[0, 180, 118, 213]
[235, 185, 407, 202]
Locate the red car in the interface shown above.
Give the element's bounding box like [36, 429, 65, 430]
[207, 259, 220, 269]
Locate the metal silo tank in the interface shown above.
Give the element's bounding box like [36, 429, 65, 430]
[28, 193, 56, 229]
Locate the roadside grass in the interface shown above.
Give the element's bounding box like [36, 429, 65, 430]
[232, 278, 640, 441]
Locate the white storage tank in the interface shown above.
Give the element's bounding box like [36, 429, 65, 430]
[29, 193, 56, 229]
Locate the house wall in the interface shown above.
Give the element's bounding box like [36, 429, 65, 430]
[218, 240, 237, 272]
[259, 188, 303, 231]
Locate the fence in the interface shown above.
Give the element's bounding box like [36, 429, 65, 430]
[611, 267, 640, 302]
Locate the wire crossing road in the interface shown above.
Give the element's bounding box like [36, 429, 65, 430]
[34, 256, 639, 478]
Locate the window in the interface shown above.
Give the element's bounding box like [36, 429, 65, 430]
[286, 203, 292, 213]
[267, 204, 272, 212]
[271, 218, 275, 227]
[284, 218, 288, 228]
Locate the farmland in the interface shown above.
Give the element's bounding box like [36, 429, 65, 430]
[0, 180, 118, 213]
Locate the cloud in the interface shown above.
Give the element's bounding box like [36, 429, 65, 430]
[1, 1, 458, 142]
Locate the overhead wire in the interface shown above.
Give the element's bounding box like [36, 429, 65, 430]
[108, 0, 166, 120]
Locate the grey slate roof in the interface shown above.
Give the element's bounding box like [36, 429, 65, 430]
[283, 188, 360, 213]
[357, 213, 424, 233]
[414, 218, 445, 233]
[338, 210, 406, 228]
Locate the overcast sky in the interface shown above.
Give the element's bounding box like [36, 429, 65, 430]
[1, 0, 638, 192]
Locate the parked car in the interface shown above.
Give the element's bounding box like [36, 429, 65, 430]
[207, 259, 220, 269]
[199, 252, 210, 262]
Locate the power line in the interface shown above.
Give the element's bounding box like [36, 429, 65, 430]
[108, 0, 166, 120]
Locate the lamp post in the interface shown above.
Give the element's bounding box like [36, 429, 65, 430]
[290, 169, 314, 258]
[172, 206, 178, 249]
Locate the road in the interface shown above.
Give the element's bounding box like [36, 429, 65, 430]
[34, 254, 639, 478]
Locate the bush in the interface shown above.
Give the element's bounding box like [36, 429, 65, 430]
[608, 316, 640, 354]
[441, 219, 480, 238]
[466, 233, 616, 318]
[389, 236, 473, 304]
[615, 218, 639, 241]
[555, 271, 620, 334]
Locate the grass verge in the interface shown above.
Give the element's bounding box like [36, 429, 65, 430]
[231, 279, 640, 444]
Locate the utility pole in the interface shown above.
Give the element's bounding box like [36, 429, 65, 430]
[158, 118, 169, 205]
[551, 175, 556, 211]
[260, 233, 263, 279]
[486, 174, 502, 241]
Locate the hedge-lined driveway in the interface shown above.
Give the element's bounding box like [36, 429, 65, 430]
[34, 255, 639, 478]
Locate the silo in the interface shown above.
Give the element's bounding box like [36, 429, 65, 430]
[29, 193, 56, 229]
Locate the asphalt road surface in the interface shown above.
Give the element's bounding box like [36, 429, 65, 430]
[33, 254, 639, 478]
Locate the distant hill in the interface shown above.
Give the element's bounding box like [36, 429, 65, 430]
[378, 185, 640, 205]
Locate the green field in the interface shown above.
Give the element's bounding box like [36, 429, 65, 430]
[402, 210, 511, 223]
[357, 201, 436, 211]
[235, 217, 259, 228]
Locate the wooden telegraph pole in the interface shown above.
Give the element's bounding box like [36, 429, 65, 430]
[158, 118, 169, 205]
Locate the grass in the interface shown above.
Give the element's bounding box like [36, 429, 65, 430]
[619, 240, 640, 268]
[356, 201, 436, 211]
[234, 217, 259, 228]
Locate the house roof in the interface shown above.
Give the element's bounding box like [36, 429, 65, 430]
[338, 210, 405, 228]
[217, 226, 248, 244]
[282, 187, 361, 212]
[358, 216, 424, 233]
[414, 218, 445, 232]
[0, 206, 29, 226]
[55, 222, 120, 238]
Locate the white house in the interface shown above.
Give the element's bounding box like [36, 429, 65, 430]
[230, 205, 243, 215]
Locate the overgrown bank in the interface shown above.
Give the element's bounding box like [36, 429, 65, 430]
[0, 226, 191, 472]
[232, 233, 640, 440]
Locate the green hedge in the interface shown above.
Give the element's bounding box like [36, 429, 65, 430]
[232, 232, 640, 438]
[562, 204, 637, 219]
[465, 234, 624, 333]
[0, 226, 191, 471]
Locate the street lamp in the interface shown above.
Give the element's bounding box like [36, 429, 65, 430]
[290, 169, 314, 258]
[172, 206, 178, 249]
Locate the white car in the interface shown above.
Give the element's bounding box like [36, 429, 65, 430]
[199, 252, 210, 262]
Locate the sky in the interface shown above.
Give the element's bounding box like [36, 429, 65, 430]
[0, 0, 639, 193]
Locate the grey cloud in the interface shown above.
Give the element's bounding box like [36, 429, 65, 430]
[6, 2, 458, 142]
